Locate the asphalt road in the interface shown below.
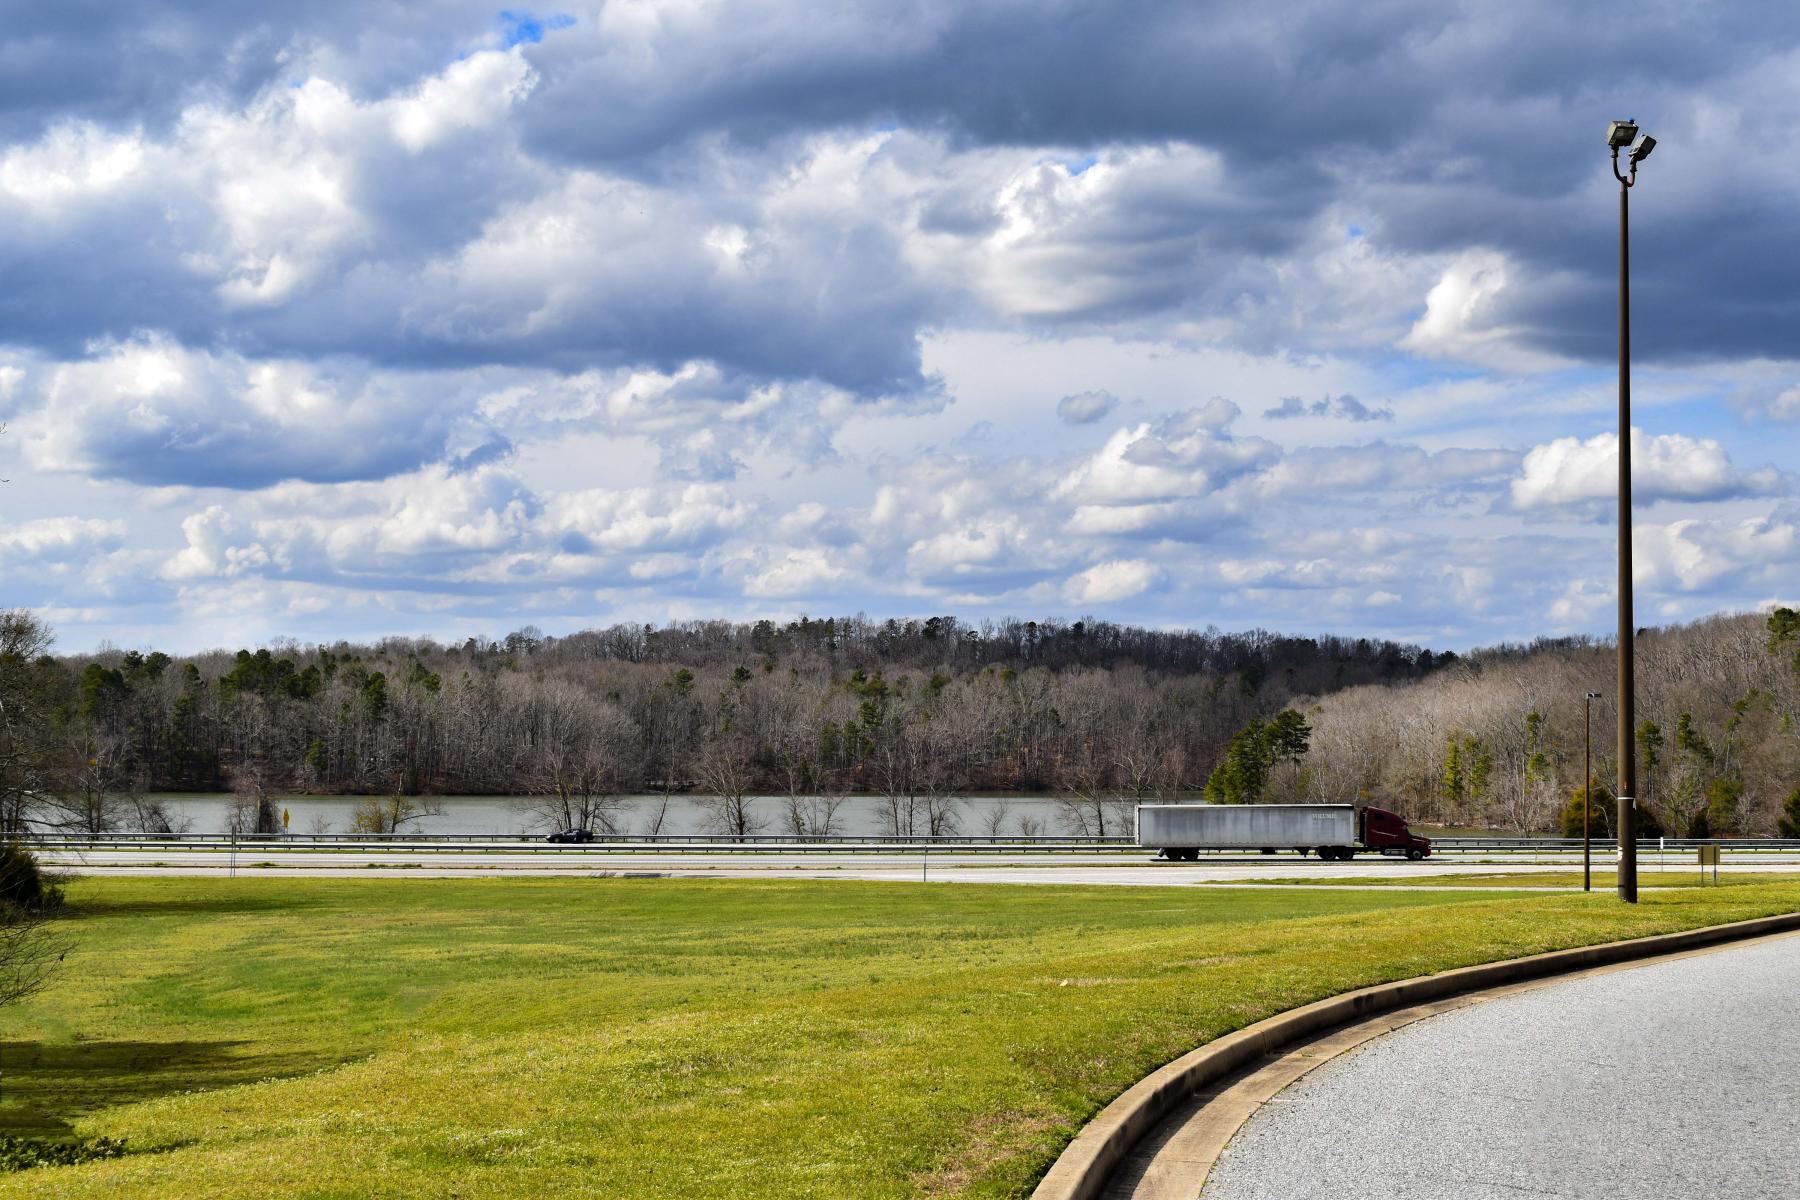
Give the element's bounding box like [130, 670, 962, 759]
[39, 847, 1484, 884]
[1202, 932, 1800, 1199]
[38, 846, 1800, 884]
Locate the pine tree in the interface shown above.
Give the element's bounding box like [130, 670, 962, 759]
[1704, 777, 1743, 836]
[1636, 719, 1663, 826]
[1769, 607, 1800, 673]
[1441, 733, 1464, 808]
[1778, 786, 1800, 840]
[1466, 736, 1493, 805]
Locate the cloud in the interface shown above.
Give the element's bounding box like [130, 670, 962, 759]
[1634, 511, 1800, 593]
[0, 516, 126, 563]
[1057, 389, 1118, 424]
[743, 547, 855, 597]
[20, 336, 505, 488]
[5, 2, 1800, 652]
[1264, 393, 1393, 423]
[4, 2, 1800, 377]
[155, 464, 764, 595]
[162, 507, 273, 581]
[1055, 403, 1270, 507]
[1257, 444, 1515, 497]
[548, 484, 751, 555]
[1063, 559, 1162, 604]
[1511, 430, 1786, 511]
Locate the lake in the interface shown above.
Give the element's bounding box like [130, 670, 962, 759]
[136, 792, 1119, 838]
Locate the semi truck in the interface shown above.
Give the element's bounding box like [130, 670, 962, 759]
[1136, 803, 1432, 862]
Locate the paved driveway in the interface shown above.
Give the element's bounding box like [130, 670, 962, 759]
[1203, 932, 1800, 1199]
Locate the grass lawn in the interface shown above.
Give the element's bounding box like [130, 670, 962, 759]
[5, 876, 1800, 1198]
[1249, 870, 1800, 889]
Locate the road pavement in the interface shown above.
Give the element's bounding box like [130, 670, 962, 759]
[38, 846, 1800, 885]
[29, 847, 1717, 885]
[1201, 931, 1800, 1199]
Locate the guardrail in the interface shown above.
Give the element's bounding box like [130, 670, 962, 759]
[1433, 837, 1800, 852]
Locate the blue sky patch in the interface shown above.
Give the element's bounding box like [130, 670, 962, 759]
[500, 10, 575, 49]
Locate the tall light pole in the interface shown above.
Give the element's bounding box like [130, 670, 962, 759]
[1608, 120, 1654, 903]
[1584, 691, 1601, 892]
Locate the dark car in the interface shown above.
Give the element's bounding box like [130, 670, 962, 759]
[546, 828, 595, 844]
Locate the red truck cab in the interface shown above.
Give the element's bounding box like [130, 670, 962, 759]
[1361, 806, 1432, 859]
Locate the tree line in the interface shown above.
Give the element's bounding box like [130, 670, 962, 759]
[1294, 610, 1800, 836]
[3, 611, 1438, 836]
[4, 607, 1794, 837]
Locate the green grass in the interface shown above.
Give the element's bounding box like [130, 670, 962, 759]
[5, 876, 1800, 1198]
[1253, 869, 1800, 889]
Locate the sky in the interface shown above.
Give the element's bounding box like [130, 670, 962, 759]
[1, 1, 1797, 655]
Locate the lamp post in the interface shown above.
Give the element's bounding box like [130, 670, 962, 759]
[1584, 691, 1601, 892]
[1607, 119, 1654, 903]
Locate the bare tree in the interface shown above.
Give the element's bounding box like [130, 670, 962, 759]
[53, 727, 128, 834]
[351, 787, 443, 834]
[0, 611, 61, 834]
[0, 913, 63, 1008]
[640, 792, 675, 837]
[517, 681, 638, 834]
[982, 797, 1013, 837]
[225, 762, 281, 835]
[695, 737, 762, 840]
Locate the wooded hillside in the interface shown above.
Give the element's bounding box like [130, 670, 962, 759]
[4, 608, 1796, 836]
[1299, 611, 1800, 836]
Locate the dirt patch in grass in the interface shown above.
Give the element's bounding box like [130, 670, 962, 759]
[916, 1108, 1063, 1197]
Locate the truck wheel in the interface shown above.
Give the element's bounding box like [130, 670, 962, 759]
[1315, 847, 1334, 860]
[1260, 848, 1277, 855]
[1340, 851, 1356, 861]
[1405, 847, 1425, 861]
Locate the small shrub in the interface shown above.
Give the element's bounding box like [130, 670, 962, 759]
[1560, 779, 1612, 838]
[0, 842, 61, 912]
[0, 1135, 128, 1172]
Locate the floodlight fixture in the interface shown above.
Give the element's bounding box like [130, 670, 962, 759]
[1607, 120, 1639, 148]
[1630, 135, 1657, 166]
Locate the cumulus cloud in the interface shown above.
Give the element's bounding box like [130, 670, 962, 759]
[0, 516, 126, 562]
[155, 464, 765, 595]
[1634, 511, 1800, 593]
[1511, 430, 1786, 511]
[5, 2, 1800, 649]
[19, 336, 505, 488]
[162, 507, 273, 581]
[1063, 559, 1162, 604]
[1056, 403, 1269, 504]
[743, 548, 856, 598]
[1057, 389, 1118, 424]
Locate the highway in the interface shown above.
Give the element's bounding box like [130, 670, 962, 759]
[1201, 931, 1800, 1199]
[36, 845, 1800, 885]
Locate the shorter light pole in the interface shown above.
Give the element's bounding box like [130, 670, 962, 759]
[1584, 691, 1602, 892]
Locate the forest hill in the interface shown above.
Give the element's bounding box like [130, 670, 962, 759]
[6, 609, 1798, 838]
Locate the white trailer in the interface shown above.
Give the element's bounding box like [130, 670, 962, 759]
[1135, 803, 1432, 862]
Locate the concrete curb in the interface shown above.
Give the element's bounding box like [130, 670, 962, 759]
[1030, 910, 1800, 1200]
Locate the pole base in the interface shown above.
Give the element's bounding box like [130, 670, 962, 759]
[1617, 795, 1638, 903]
